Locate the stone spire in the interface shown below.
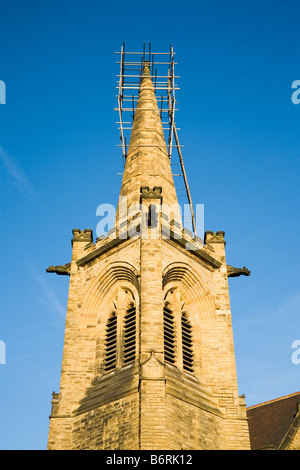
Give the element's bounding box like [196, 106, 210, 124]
[116, 60, 181, 231]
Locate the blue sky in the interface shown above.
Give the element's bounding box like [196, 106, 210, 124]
[0, 0, 300, 449]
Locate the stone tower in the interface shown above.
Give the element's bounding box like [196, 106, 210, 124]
[47, 60, 251, 450]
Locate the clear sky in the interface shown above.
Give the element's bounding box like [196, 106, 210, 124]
[0, 0, 300, 450]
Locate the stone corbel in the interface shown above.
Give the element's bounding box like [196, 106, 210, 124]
[140, 351, 165, 379]
[140, 186, 163, 203]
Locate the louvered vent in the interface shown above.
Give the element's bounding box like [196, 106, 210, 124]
[163, 305, 176, 364]
[123, 303, 136, 364]
[104, 312, 117, 372]
[181, 313, 194, 372]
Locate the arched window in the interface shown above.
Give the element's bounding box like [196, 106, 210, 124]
[181, 312, 194, 373]
[163, 289, 194, 374]
[103, 288, 137, 373]
[163, 303, 176, 365]
[104, 311, 117, 372]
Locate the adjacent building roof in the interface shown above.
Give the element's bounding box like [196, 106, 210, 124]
[247, 392, 300, 450]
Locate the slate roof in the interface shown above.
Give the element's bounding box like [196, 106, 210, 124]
[247, 392, 300, 450]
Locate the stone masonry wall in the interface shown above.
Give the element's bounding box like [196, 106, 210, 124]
[72, 393, 140, 450]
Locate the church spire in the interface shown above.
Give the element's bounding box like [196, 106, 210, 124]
[116, 60, 181, 231]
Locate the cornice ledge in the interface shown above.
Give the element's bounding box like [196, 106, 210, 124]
[163, 228, 222, 270]
[76, 236, 129, 268]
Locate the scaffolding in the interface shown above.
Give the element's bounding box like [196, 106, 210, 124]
[115, 42, 197, 236]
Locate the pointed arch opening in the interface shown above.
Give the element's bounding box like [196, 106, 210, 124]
[163, 289, 195, 375]
[181, 312, 194, 373]
[123, 301, 137, 365]
[104, 311, 117, 372]
[103, 287, 138, 374]
[163, 303, 176, 365]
